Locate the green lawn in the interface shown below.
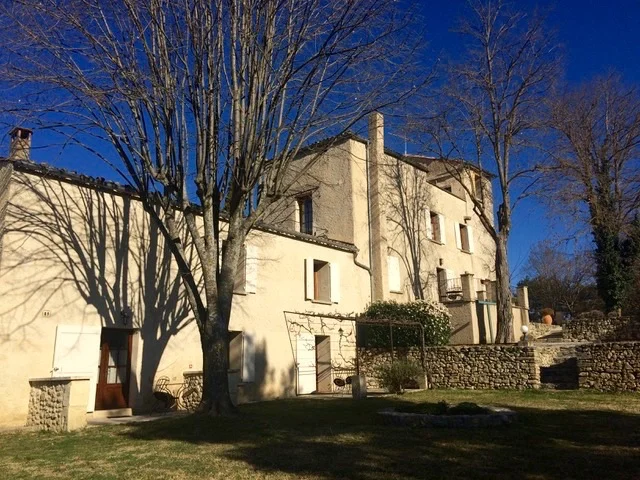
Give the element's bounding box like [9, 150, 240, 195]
[2, 390, 640, 479]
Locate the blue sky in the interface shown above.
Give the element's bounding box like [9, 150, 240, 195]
[4, 1, 639, 283]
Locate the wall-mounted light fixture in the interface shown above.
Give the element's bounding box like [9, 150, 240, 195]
[120, 308, 131, 326]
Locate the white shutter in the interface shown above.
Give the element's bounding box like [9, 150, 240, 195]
[467, 226, 475, 253]
[425, 209, 433, 240]
[305, 258, 314, 300]
[330, 262, 341, 303]
[245, 245, 258, 293]
[454, 223, 462, 250]
[445, 269, 455, 283]
[52, 325, 102, 412]
[388, 255, 401, 292]
[242, 331, 255, 382]
[437, 214, 446, 244]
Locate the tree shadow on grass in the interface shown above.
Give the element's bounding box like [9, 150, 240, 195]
[121, 397, 640, 480]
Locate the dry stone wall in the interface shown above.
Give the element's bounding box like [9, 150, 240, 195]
[425, 345, 539, 389]
[357, 347, 423, 389]
[564, 313, 640, 342]
[358, 345, 539, 390]
[26, 379, 70, 431]
[577, 342, 640, 391]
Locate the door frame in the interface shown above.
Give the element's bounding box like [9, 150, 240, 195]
[95, 328, 134, 411]
[315, 335, 332, 393]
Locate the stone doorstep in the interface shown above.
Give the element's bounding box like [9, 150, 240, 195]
[91, 408, 133, 419]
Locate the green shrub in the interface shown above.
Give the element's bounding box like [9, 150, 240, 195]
[359, 300, 452, 347]
[374, 359, 422, 394]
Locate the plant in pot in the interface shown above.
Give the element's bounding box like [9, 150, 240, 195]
[541, 307, 554, 325]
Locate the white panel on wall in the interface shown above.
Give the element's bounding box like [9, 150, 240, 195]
[438, 214, 446, 244]
[52, 325, 102, 412]
[454, 223, 462, 250]
[388, 255, 401, 292]
[305, 258, 314, 300]
[467, 226, 475, 253]
[330, 263, 341, 303]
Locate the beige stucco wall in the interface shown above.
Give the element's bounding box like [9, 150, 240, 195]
[0, 168, 369, 427]
[379, 155, 495, 304]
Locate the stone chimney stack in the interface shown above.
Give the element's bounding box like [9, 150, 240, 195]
[9, 127, 33, 161]
[368, 112, 389, 301]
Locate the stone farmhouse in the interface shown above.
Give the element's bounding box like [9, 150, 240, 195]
[0, 113, 528, 428]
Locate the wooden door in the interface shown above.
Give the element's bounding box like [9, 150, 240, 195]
[315, 336, 332, 393]
[95, 329, 132, 410]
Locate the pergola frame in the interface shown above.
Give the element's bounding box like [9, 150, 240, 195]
[282, 311, 427, 381]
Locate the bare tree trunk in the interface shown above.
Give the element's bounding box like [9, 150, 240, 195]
[199, 308, 235, 415]
[494, 234, 514, 343]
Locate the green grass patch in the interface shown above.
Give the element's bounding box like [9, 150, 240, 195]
[1, 390, 640, 479]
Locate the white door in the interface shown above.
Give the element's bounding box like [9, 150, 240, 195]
[52, 325, 102, 412]
[296, 332, 316, 394]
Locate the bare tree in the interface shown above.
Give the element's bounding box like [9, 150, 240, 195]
[1, 0, 420, 414]
[548, 75, 640, 313]
[421, 0, 559, 342]
[522, 240, 600, 317]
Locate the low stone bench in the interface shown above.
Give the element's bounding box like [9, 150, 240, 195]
[26, 377, 91, 432]
[378, 406, 516, 428]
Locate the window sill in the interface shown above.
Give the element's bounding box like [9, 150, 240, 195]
[390, 290, 404, 295]
[233, 290, 247, 296]
[458, 248, 472, 255]
[309, 299, 333, 305]
[428, 238, 444, 246]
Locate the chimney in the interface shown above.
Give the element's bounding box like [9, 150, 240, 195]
[368, 112, 389, 301]
[9, 127, 33, 161]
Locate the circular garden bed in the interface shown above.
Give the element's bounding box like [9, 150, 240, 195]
[378, 401, 516, 428]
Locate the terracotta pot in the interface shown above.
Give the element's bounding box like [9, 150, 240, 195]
[542, 314, 553, 325]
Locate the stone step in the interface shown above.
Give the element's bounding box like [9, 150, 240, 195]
[539, 382, 578, 390]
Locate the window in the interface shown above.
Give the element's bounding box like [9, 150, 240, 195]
[305, 258, 340, 303]
[473, 174, 483, 200]
[314, 260, 331, 301]
[455, 223, 474, 253]
[426, 210, 446, 244]
[297, 195, 313, 234]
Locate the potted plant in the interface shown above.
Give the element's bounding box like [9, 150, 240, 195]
[541, 307, 554, 325]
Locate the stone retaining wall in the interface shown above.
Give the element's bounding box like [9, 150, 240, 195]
[26, 377, 90, 432]
[527, 323, 561, 340]
[357, 347, 423, 389]
[564, 313, 640, 342]
[358, 345, 539, 390]
[577, 342, 640, 391]
[425, 345, 539, 389]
